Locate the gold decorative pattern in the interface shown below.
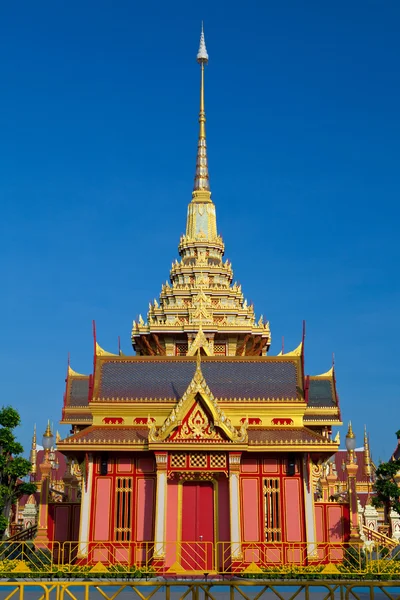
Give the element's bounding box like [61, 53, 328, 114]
[187, 326, 213, 356]
[177, 404, 221, 441]
[170, 453, 187, 468]
[214, 343, 226, 356]
[168, 471, 217, 481]
[210, 453, 226, 468]
[189, 452, 207, 468]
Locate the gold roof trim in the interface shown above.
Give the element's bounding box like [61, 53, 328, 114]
[280, 342, 302, 357]
[96, 342, 118, 357]
[312, 366, 334, 378]
[68, 365, 88, 378]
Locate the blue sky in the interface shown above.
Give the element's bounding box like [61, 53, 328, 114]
[1, 1, 399, 461]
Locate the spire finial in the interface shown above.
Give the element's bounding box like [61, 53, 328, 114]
[44, 420, 52, 439]
[197, 22, 209, 64]
[347, 421, 355, 438]
[196, 347, 202, 372]
[364, 425, 372, 478]
[193, 24, 210, 193]
[30, 424, 37, 475]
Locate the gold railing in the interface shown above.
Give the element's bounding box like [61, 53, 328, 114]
[1, 540, 400, 576]
[62, 540, 215, 573]
[2, 581, 400, 600]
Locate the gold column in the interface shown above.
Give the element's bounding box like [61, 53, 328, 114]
[35, 423, 53, 547]
[345, 423, 361, 543]
[326, 462, 338, 499]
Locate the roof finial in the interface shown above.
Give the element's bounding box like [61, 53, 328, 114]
[347, 421, 354, 438]
[30, 424, 37, 475]
[196, 347, 202, 372]
[193, 23, 210, 193]
[197, 22, 209, 64]
[364, 425, 372, 478]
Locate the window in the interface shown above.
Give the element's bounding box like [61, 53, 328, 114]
[214, 343, 226, 356]
[176, 343, 188, 356]
[114, 477, 133, 541]
[264, 478, 281, 542]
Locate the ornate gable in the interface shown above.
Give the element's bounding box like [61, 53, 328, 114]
[187, 325, 213, 356]
[170, 396, 226, 441]
[148, 354, 247, 443]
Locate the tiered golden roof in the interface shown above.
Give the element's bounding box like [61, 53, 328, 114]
[131, 28, 270, 358]
[58, 28, 342, 458]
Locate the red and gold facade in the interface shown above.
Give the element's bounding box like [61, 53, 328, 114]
[55, 28, 350, 571]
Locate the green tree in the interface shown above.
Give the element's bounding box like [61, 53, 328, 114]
[372, 443, 400, 536]
[0, 407, 37, 536]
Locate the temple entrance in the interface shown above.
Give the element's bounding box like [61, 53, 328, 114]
[181, 481, 214, 571]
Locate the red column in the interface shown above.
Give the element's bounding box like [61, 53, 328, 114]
[346, 455, 360, 543]
[35, 452, 52, 547]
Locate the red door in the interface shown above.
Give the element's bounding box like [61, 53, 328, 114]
[181, 482, 214, 571]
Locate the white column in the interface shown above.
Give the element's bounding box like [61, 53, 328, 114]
[358, 499, 365, 539]
[78, 453, 93, 557]
[154, 453, 168, 558]
[390, 509, 400, 542]
[302, 454, 317, 557]
[364, 502, 379, 531]
[229, 453, 242, 559]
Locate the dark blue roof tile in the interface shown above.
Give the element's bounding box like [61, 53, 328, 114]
[308, 379, 335, 407]
[97, 359, 299, 401]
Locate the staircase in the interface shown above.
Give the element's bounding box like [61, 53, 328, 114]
[6, 525, 37, 541]
[362, 525, 398, 550]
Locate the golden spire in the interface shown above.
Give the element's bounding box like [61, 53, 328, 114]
[196, 347, 202, 373]
[43, 420, 53, 442]
[364, 425, 372, 478]
[346, 421, 356, 464]
[347, 421, 355, 439]
[30, 424, 37, 475]
[193, 23, 210, 195]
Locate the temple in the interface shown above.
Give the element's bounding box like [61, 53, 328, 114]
[31, 28, 369, 572]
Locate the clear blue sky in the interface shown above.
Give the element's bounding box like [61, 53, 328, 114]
[1, 1, 399, 461]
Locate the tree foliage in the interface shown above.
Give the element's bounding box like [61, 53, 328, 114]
[0, 407, 36, 535]
[372, 456, 400, 516]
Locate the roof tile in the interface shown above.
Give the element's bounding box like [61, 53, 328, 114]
[308, 379, 336, 408]
[98, 359, 299, 402]
[67, 378, 90, 407]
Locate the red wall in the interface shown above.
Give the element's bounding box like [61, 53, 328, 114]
[239, 453, 306, 545]
[49, 503, 81, 543]
[314, 502, 350, 543]
[90, 453, 156, 542]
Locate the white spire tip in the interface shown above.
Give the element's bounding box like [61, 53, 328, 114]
[197, 24, 209, 63]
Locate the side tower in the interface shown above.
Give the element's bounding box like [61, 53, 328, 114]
[131, 27, 271, 358]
